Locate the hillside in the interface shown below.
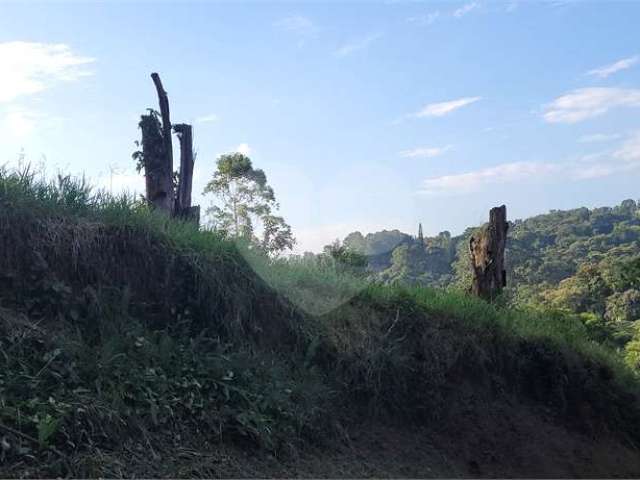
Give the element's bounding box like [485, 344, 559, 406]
[2, 171, 640, 478]
[341, 200, 640, 289]
[339, 202, 640, 370]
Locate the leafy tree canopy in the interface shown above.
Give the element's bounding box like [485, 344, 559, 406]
[204, 152, 294, 255]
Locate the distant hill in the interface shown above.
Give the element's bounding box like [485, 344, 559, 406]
[340, 199, 640, 361]
[341, 199, 640, 291]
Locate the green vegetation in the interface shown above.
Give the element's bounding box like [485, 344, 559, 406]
[1, 168, 640, 476]
[336, 200, 640, 371]
[203, 153, 294, 255]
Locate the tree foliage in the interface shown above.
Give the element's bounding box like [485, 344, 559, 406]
[322, 239, 368, 276]
[336, 199, 640, 368]
[203, 153, 294, 254]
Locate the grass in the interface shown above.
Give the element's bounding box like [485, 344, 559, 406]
[1, 167, 640, 476]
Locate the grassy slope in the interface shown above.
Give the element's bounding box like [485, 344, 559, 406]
[1, 170, 640, 477]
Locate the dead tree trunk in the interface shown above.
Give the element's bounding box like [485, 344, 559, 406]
[469, 205, 508, 301]
[151, 73, 174, 181]
[173, 123, 200, 223]
[139, 113, 174, 212]
[138, 73, 200, 223]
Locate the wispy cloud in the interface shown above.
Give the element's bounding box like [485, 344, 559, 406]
[587, 55, 638, 79]
[419, 161, 558, 195]
[274, 15, 319, 46]
[453, 1, 479, 18]
[573, 133, 640, 179]
[407, 2, 479, 26]
[275, 15, 316, 35]
[195, 113, 219, 124]
[399, 145, 452, 158]
[543, 87, 640, 124]
[578, 133, 622, 143]
[413, 96, 481, 118]
[419, 133, 640, 196]
[613, 131, 640, 164]
[335, 33, 381, 57]
[0, 41, 94, 103]
[407, 11, 441, 26]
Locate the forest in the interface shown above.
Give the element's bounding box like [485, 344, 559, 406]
[322, 200, 640, 370]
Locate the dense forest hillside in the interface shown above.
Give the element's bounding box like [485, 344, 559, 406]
[340, 200, 640, 289]
[336, 201, 640, 364]
[2, 171, 640, 477]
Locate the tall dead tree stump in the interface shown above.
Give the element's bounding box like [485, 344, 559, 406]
[469, 205, 508, 300]
[173, 123, 200, 223]
[138, 73, 199, 223]
[139, 113, 174, 212]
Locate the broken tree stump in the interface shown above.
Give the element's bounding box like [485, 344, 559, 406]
[138, 73, 200, 224]
[173, 124, 194, 210]
[173, 123, 200, 224]
[151, 72, 174, 182]
[469, 205, 508, 301]
[138, 73, 175, 215]
[139, 113, 174, 212]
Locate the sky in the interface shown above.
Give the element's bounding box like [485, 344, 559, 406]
[1, 0, 639, 253]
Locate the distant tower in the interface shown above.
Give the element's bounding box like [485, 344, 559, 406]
[417, 223, 424, 244]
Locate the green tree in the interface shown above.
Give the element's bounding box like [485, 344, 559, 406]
[204, 152, 295, 254]
[323, 239, 367, 276]
[380, 241, 429, 285]
[605, 289, 640, 324]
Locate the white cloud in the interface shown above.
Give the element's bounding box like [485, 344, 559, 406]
[420, 161, 559, 195]
[407, 11, 441, 25]
[578, 133, 622, 143]
[543, 87, 640, 124]
[274, 15, 318, 37]
[195, 113, 219, 124]
[453, 2, 479, 18]
[413, 96, 481, 118]
[408, 2, 478, 26]
[399, 145, 452, 158]
[613, 131, 640, 163]
[572, 138, 640, 179]
[335, 33, 381, 57]
[235, 143, 252, 156]
[419, 133, 640, 196]
[0, 41, 94, 103]
[587, 56, 639, 79]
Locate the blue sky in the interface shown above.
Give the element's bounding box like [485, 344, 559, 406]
[1, 1, 639, 252]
